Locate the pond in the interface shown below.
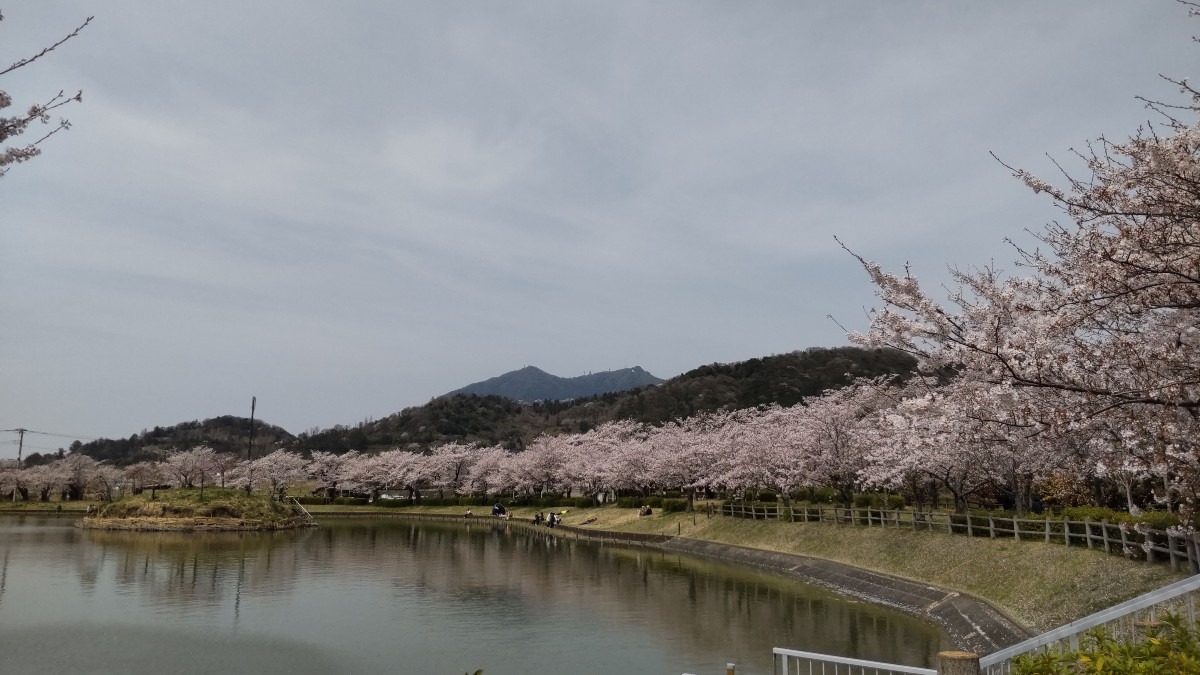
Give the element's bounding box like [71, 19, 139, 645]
[0, 515, 949, 674]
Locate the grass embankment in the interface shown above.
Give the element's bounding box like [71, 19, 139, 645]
[81, 488, 311, 531]
[0, 499, 93, 512]
[307, 502, 1186, 633]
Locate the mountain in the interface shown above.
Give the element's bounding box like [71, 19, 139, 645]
[329, 346, 918, 452]
[68, 416, 295, 465]
[72, 346, 919, 464]
[445, 365, 664, 401]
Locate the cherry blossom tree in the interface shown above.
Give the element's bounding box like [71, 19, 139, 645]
[1, 12, 91, 176]
[846, 16, 1200, 515]
[308, 450, 357, 499]
[163, 446, 215, 489]
[23, 462, 66, 502]
[124, 461, 168, 498]
[426, 443, 476, 499]
[61, 453, 100, 500]
[461, 445, 514, 498]
[248, 449, 308, 500]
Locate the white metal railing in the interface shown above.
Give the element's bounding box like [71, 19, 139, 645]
[976, 573, 1200, 674]
[772, 574, 1200, 675]
[773, 648, 935, 675]
[290, 497, 317, 524]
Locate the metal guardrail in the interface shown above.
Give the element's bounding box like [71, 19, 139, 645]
[289, 497, 317, 524]
[976, 573, 1200, 674]
[775, 574, 1200, 675]
[772, 647, 936, 675]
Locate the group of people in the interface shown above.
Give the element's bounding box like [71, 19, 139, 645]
[637, 505, 653, 517]
[469, 504, 601, 527]
[533, 510, 562, 528]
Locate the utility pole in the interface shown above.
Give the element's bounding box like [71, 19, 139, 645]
[14, 428, 25, 469]
[247, 396, 256, 461]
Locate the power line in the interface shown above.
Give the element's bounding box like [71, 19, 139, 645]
[0, 428, 95, 441]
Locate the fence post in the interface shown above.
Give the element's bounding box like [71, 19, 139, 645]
[1169, 534, 1179, 571]
[1013, 515, 1020, 542]
[1120, 525, 1130, 559]
[966, 514, 974, 537]
[1064, 517, 1071, 547]
[1044, 517, 1050, 544]
[1100, 520, 1111, 555]
[988, 516, 995, 539]
[937, 651, 980, 675]
[1084, 518, 1093, 550]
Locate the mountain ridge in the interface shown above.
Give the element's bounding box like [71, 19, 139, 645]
[65, 346, 918, 463]
[445, 365, 664, 401]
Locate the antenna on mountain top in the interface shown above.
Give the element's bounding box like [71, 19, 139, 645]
[247, 396, 256, 461]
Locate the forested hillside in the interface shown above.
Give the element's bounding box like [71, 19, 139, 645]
[73, 346, 916, 464]
[68, 416, 294, 465]
[297, 346, 916, 452]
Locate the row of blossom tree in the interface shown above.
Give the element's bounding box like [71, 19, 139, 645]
[0, 367, 1178, 516]
[4, 33, 1196, 517]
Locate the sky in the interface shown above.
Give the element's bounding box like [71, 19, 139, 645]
[1, 1, 1196, 455]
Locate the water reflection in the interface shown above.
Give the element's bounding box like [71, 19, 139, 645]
[0, 516, 948, 674]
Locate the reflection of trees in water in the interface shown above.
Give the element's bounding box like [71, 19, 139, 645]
[60, 519, 942, 665]
[83, 528, 313, 610]
[313, 521, 947, 666]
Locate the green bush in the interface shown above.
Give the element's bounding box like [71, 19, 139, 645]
[1060, 506, 1183, 530]
[1013, 614, 1200, 674]
[810, 487, 838, 504]
[756, 491, 778, 503]
[332, 497, 369, 506]
[293, 496, 328, 505]
[851, 493, 907, 510]
[662, 499, 689, 513]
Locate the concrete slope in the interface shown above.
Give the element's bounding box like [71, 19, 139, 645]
[659, 537, 1032, 656]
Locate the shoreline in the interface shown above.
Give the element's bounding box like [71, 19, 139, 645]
[317, 510, 1029, 654]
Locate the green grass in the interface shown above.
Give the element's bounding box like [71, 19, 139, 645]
[307, 501, 1186, 633]
[0, 499, 93, 512]
[89, 487, 307, 529]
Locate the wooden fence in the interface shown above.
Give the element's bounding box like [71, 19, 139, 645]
[719, 503, 1200, 573]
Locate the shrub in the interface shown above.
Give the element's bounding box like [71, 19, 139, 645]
[332, 497, 369, 506]
[1060, 506, 1183, 530]
[662, 499, 689, 513]
[1013, 614, 1200, 674]
[810, 487, 838, 504]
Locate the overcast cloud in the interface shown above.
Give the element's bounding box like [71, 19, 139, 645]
[1, 1, 1195, 454]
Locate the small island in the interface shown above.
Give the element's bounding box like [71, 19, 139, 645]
[78, 488, 314, 531]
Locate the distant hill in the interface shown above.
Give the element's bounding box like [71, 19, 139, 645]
[446, 365, 664, 401]
[73, 416, 294, 465]
[319, 346, 918, 452]
[70, 346, 919, 464]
